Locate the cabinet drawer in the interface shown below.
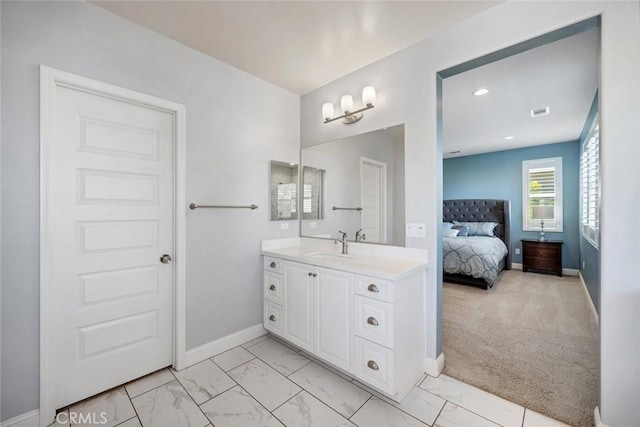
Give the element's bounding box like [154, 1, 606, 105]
[263, 256, 283, 274]
[523, 256, 560, 270]
[524, 247, 560, 258]
[355, 337, 395, 394]
[355, 296, 394, 348]
[355, 275, 394, 302]
[264, 301, 284, 335]
[264, 272, 283, 304]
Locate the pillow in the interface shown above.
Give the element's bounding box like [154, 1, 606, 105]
[451, 225, 469, 237]
[443, 222, 454, 230]
[453, 221, 498, 237]
[442, 228, 460, 238]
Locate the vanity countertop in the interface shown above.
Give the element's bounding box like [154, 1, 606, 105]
[261, 238, 428, 280]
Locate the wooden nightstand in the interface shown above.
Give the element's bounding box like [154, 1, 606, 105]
[521, 239, 563, 277]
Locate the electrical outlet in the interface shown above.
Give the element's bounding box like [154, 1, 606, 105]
[310, 222, 317, 228]
[280, 222, 289, 230]
[515, 248, 521, 255]
[406, 223, 426, 238]
[582, 260, 586, 269]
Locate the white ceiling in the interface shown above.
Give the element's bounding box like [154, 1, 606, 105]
[442, 27, 599, 158]
[91, 1, 500, 95]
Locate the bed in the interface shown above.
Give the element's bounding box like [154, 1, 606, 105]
[443, 199, 512, 289]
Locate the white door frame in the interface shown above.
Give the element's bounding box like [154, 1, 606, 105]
[360, 157, 387, 243]
[39, 66, 187, 426]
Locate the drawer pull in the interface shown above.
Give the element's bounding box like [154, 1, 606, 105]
[366, 316, 379, 326]
[308, 272, 313, 277]
[367, 284, 379, 293]
[367, 360, 379, 371]
[312, 273, 317, 277]
[270, 261, 277, 268]
[269, 284, 276, 291]
[269, 315, 276, 321]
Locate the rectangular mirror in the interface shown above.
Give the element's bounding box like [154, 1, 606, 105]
[270, 161, 299, 221]
[300, 124, 405, 246]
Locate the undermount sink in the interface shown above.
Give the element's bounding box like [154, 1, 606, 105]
[304, 251, 357, 259]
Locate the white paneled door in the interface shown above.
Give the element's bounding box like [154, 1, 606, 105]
[45, 71, 178, 411]
[360, 158, 387, 243]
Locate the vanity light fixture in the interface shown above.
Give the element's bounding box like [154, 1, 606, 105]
[472, 88, 489, 96]
[322, 86, 376, 124]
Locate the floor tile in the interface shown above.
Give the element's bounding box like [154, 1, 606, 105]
[246, 338, 310, 376]
[228, 358, 301, 411]
[200, 385, 284, 427]
[350, 397, 427, 427]
[116, 418, 142, 427]
[241, 334, 270, 348]
[433, 402, 500, 427]
[420, 375, 524, 427]
[378, 386, 446, 426]
[131, 380, 209, 427]
[172, 359, 236, 404]
[213, 346, 256, 371]
[273, 391, 355, 427]
[125, 369, 175, 398]
[289, 362, 371, 418]
[69, 387, 135, 427]
[523, 409, 570, 427]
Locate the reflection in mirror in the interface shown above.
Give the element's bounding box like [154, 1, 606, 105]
[301, 124, 404, 246]
[302, 166, 325, 220]
[269, 161, 298, 221]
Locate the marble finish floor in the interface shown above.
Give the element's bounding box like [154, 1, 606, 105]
[50, 334, 570, 427]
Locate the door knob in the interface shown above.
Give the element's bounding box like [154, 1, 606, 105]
[160, 254, 172, 264]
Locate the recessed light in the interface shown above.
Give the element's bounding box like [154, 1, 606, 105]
[289, 162, 296, 166]
[504, 136, 514, 140]
[472, 88, 489, 96]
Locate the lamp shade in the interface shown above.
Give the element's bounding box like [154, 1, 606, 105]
[322, 103, 334, 121]
[340, 95, 353, 113]
[362, 86, 376, 106]
[531, 206, 554, 220]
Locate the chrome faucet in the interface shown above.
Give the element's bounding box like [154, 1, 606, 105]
[355, 229, 366, 242]
[335, 230, 349, 254]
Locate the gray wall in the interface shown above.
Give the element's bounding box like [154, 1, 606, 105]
[301, 2, 639, 425]
[579, 93, 600, 314]
[0, 1, 299, 421]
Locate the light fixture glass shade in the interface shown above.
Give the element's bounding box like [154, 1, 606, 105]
[322, 103, 334, 121]
[341, 95, 353, 113]
[362, 86, 376, 106]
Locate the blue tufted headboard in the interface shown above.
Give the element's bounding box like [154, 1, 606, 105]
[443, 199, 511, 269]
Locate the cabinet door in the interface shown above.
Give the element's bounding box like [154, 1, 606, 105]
[283, 260, 314, 352]
[314, 266, 354, 371]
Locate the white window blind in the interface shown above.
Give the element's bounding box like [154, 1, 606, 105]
[581, 120, 599, 248]
[522, 157, 563, 232]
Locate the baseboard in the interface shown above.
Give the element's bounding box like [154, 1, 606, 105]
[0, 410, 39, 427]
[424, 353, 445, 377]
[184, 324, 267, 368]
[594, 407, 610, 427]
[579, 272, 599, 323]
[511, 262, 578, 276]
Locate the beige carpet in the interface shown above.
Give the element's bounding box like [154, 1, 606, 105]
[443, 270, 599, 427]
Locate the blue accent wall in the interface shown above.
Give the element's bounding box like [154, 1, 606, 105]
[443, 141, 580, 269]
[579, 92, 599, 313]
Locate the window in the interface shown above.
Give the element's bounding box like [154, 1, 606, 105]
[522, 157, 563, 232]
[581, 119, 599, 248]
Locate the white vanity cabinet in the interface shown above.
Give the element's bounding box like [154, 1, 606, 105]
[262, 252, 425, 402]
